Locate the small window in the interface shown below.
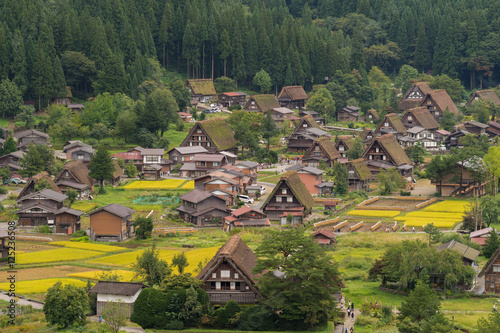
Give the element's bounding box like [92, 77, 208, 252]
[493, 266, 500, 273]
[303, 124, 308, 128]
[212, 273, 217, 278]
[287, 196, 293, 202]
[282, 189, 287, 194]
[435, 111, 439, 116]
[77, 154, 84, 160]
[251, 101, 255, 105]
[65, 171, 69, 176]
[384, 122, 389, 127]
[382, 155, 386, 161]
[234, 273, 239, 279]
[276, 196, 282, 202]
[369, 155, 373, 160]
[221, 270, 230, 278]
[213, 162, 219, 166]
[375, 147, 379, 153]
[408, 115, 413, 121]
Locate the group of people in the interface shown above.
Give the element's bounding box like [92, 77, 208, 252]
[339, 296, 355, 333]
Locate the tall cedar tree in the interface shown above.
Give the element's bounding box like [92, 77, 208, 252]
[333, 162, 348, 196]
[88, 147, 115, 191]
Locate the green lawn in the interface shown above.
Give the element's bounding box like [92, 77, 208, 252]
[0, 118, 9, 128]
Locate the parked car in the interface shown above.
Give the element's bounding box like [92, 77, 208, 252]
[237, 194, 254, 204]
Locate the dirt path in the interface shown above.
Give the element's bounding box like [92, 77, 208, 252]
[334, 296, 361, 333]
[0, 292, 43, 309]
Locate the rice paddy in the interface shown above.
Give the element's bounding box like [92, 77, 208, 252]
[51, 241, 128, 253]
[67, 269, 137, 281]
[348, 210, 401, 218]
[123, 179, 193, 190]
[16, 248, 104, 265]
[0, 278, 88, 294]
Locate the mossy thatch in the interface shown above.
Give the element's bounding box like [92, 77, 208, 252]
[199, 118, 237, 151]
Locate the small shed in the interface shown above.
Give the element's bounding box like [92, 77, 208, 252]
[142, 164, 162, 180]
[323, 201, 337, 211]
[90, 281, 147, 318]
[312, 229, 336, 246]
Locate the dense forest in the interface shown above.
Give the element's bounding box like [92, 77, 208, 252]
[1, 0, 500, 104]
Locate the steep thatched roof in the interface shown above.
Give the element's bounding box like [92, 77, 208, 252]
[278, 86, 308, 101]
[198, 118, 237, 151]
[55, 160, 93, 186]
[349, 158, 372, 180]
[18, 172, 62, 200]
[301, 115, 321, 129]
[479, 243, 500, 277]
[304, 137, 340, 161]
[197, 235, 260, 285]
[466, 90, 500, 106]
[377, 113, 407, 135]
[186, 79, 216, 96]
[371, 134, 412, 166]
[246, 94, 280, 112]
[262, 171, 314, 212]
[424, 90, 459, 114]
[365, 109, 380, 120]
[404, 106, 439, 130]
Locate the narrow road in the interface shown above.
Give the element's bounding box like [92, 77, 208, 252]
[0, 292, 44, 309]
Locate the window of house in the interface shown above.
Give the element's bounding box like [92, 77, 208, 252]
[174, 156, 178, 161]
[221, 270, 230, 278]
[384, 122, 389, 127]
[213, 162, 219, 166]
[408, 115, 413, 121]
[77, 154, 84, 160]
[207, 142, 210, 147]
[282, 189, 287, 194]
[234, 273, 239, 279]
[190, 142, 193, 146]
[287, 196, 293, 202]
[276, 196, 282, 202]
[226, 186, 232, 191]
[145, 156, 157, 163]
[303, 124, 308, 128]
[65, 171, 69, 177]
[200, 161, 206, 166]
[315, 146, 320, 151]
[314, 152, 320, 157]
[382, 155, 386, 161]
[369, 155, 373, 160]
[251, 101, 255, 105]
[230, 282, 236, 290]
[216, 282, 221, 290]
[212, 273, 217, 278]
[493, 266, 500, 273]
[435, 111, 439, 116]
[339, 146, 344, 152]
[197, 130, 202, 133]
[375, 147, 379, 153]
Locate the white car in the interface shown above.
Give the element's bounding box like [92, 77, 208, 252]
[237, 194, 254, 204]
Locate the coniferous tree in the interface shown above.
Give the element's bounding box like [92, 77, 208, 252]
[10, 29, 28, 96]
[414, 25, 430, 73]
[52, 56, 67, 98]
[0, 23, 10, 80]
[88, 147, 115, 192]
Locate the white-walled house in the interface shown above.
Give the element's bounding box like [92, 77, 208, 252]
[90, 281, 147, 318]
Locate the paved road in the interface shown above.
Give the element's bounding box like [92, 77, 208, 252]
[0, 292, 44, 309]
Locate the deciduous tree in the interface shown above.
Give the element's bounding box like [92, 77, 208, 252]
[43, 282, 88, 328]
[134, 216, 153, 240]
[20, 144, 56, 177]
[132, 244, 171, 287]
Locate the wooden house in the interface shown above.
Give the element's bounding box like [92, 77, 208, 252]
[270, 107, 294, 127]
[398, 82, 433, 112]
[347, 159, 372, 191]
[234, 161, 259, 179]
[0, 230, 10, 258]
[180, 118, 237, 154]
[335, 135, 356, 158]
[195, 175, 239, 194]
[302, 137, 340, 168]
[299, 110, 324, 125]
[443, 129, 471, 149]
[177, 189, 229, 226]
[197, 235, 260, 304]
[361, 127, 375, 143]
[54, 161, 93, 199]
[261, 171, 314, 223]
[17, 172, 61, 200]
[0, 151, 25, 174]
[13, 129, 50, 150]
[487, 121, 500, 139]
[67, 103, 85, 114]
[110, 160, 124, 185]
[278, 85, 308, 109]
[207, 168, 253, 193]
[479, 246, 500, 294]
[363, 109, 380, 123]
[185, 79, 216, 104]
[375, 113, 407, 137]
[436, 240, 480, 266]
[52, 86, 73, 106]
[466, 90, 500, 107]
[54, 207, 83, 234]
[223, 206, 270, 232]
[362, 134, 413, 177]
[15, 189, 75, 228]
[420, 89, 459, 122]
[337, 106, 360, 122]
[90, 281, 147, 318]
[401, 106, 439, 131]
[89, 204, 135, 242]
[178, 112, 193, 123]
[312, 229, 336, 246]
[244, 94, 280, 113]
[287, 115, 331, 152]
[434, 157, 489, 196]
[167, 146, 208, 164]
[293, 165, 324, 195]
[218, 92, 247, 107]
[63, 141, 90, 159]
[180, 153, 229, 178]
[401, 126, 439, 149]
[463, 121, 489, 136]
[470, 227, 494, 246]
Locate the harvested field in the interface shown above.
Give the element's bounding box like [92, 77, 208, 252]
[0, 265, 95, 281]
[363, 199, 424, 211]
[16, 241, 58, 253]
[0, 278, 88, 294]
[324, 221, 396, 233]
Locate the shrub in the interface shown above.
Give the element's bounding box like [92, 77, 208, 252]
[131, 288, 169, 329]
[71, 230, 87, 238]
[0, 187, 7, 194]
[7, 193, 17, 200]
[70, 236, 90, 242]
[214, 300, 241, 328]
[355, 314, 378, 327]
[239, 305, 279, 331]
[34, 225, 52, 234]
[165, 319, 184, 330]
[399, 190, 411, 196]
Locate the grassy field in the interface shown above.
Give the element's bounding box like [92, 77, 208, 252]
[124, 179, 193, 190]
[16, 247, 104, 264]
[0, 278, 88, 294]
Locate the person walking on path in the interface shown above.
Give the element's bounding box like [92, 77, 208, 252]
[351, 311, 354, 321]
[351, 302, 354, 310]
